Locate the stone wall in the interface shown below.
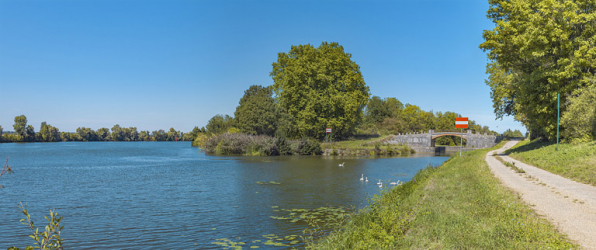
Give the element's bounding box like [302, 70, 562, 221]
[387, 130, 502, 149]
[388, 132, 432, 147]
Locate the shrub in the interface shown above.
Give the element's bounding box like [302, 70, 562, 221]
[191, 133, 209, 148]
[561, 84, 596, 143]
[295, 137, 322, 155]
[248, 135, 279, 156]
[205, 133, 322, 156]
[276, 136, 293, 156]
[215, 133, 252, 155]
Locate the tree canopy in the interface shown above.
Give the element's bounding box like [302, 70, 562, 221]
[270, 42, 370, 139]
[480, 0, 596, 140]
[234, 85, 279, 136]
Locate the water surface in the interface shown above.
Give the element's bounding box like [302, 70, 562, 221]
[0, 142, 447, 249]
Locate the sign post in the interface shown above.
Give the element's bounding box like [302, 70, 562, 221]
[455, 117, 469, 156]
[325, 128, 332, 144]
[557, 93, 560, 152]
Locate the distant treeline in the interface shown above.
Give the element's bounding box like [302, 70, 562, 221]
[0, 115, 205, 143]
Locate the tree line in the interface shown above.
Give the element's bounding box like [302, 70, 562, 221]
[197, 42, 498, 150]
[0, 115, 205, 143]
[481, 0, 596, 143]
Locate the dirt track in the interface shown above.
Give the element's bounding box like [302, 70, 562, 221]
[486, 140, 596, 249]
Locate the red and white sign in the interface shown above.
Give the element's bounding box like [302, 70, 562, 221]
[455, 117, 469, 129]
[326, 128, 332, 133]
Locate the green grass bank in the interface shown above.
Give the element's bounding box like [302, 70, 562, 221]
[506, 139, 596, 186]
[321, 135, 415, 156]
[309, 142, 576, 249]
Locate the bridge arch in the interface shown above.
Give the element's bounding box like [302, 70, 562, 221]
[430, 133, 467, 147]
[388, 130, 502, 149]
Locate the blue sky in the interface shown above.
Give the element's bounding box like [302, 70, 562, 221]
[0, 0, 526, 134]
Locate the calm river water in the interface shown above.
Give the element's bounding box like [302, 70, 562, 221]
[0, 142, 448, 249]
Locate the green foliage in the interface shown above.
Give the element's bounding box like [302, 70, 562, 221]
[204, 133, 322, 156]
[15, 203, 64, 250]
[271, 42, 370, 139]
[76, 127, 97, 141]
[0, 115, 193, 142]
[191, 133, 209, 148]
[235, 85, 279, 136]
[480, 0, 596, 140]
[503, 129, 524, 138]
[275, 136, 293, 156]
[561, 84, 596, 143]
[96, 128, 111, 141]
[38, 122, 60, 142]
[13, 115, 27, 137]
[167, 127, 180, 141]
[294, 137, 323, 156]
[366, 96, 389, 124]
[24, 125, 36, 142]
[206, 114, 235, 135]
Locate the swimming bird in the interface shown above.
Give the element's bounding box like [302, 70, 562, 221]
[365, 177, 369, 182]
[378, 181, 383, 188]
[377, 179, 382, 185]
[339, 162, 345, 167]
[360, 174, 364, 181]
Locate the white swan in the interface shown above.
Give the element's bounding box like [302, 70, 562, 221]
[378, 181, 383, 188]
[360, 174, 364, 181]
[377, 179, 382, 185]
[365, 177, 369, 182]
[390, 180, 403, 186]
[338, 162, 345, 167]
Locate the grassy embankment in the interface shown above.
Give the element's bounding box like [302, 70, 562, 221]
[309, 141, 576, 249]
[321, 135, 414, 156]
[505, 139, 596, 186]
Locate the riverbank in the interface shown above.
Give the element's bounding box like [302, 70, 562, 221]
[505, 139, 596, 186]
[309, 142, 576, 249]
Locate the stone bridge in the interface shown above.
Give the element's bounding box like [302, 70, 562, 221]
[388, 130, 502, 149]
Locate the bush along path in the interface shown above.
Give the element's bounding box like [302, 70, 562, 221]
[486, 140, 596, 249]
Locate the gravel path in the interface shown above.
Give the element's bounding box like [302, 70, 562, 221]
[486, 140, 596, 249]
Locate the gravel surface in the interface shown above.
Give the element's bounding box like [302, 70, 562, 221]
[486, 140, 596, 249]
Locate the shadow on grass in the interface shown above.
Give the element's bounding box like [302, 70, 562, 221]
[505, 139, 555, 154]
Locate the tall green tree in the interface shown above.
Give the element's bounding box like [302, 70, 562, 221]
[385, 97, 404, 118]
[76, 127, 97, 141]
[152, 129, 167, 141]
[13, 115, 27, 137]
[139, 130, 152, 141]
[39, 122, 60, 142]
[111, 125, 123, 141]
[234, 85, 279, 136]
[480, 0, 596, 140]
[206, 114, 235, 135]
[96, 128, 111, 141]
[270, 42, 370, 139]
[167, 128, 179, 141]
[122, 127, 138, 141]
[365, 96, 391, 124]
[24, 125, 35, 142]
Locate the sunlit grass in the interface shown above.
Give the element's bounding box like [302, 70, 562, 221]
[506, 139, 596, 186]
[309, 143, 576, 249]
[320, 135, 394, 150]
